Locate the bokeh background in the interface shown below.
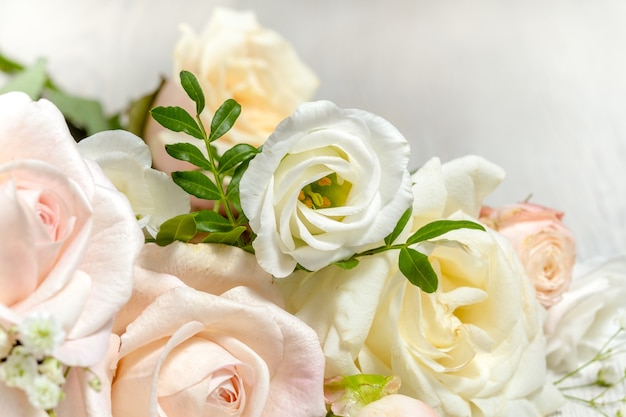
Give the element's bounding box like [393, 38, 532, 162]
[2, 0, 625, 261]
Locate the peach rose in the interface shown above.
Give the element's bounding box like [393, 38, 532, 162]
[110, 242, 326, 417]
[480, 202, 576, 307]
[0, 92, 143, 414]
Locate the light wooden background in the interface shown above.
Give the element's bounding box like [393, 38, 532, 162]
[1, 0, 626, 264]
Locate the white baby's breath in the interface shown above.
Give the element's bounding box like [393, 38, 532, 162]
[38, 357, 66, 386]
[18, 312, 65, 359]
[26, 374, 65, 410]
[0, 346, 38, 389]
[597, 365, 622, 387]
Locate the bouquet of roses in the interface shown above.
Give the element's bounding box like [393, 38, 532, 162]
[1, 7, 625, 417]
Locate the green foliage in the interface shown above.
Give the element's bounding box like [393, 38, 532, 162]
[0, 51, 116, 137]
[407, 219, 485, 245]
[150, 71, 256, 249]
[398, 247, 437, 292]
[180, 70, 205, 115]
[150, 106, 204, 139]
[209, 99, 241, 142]
[165, 143, 213, 170]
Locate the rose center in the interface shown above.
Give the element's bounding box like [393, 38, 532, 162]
[298, 173, 352, 209]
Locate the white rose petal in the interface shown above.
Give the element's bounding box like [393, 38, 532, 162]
[544, 255, 626, 372]
[241, 100, 413, 277]
[77, 130, 190, 237]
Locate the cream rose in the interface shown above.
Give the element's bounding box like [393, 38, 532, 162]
[144, 7, 319, 174]
[480, 202, 576, 307]
[110, 242, 326, 417]
[279, 156, 563, 416]
[77, 130, 190, 238]
[0, 92, 143, 414]
[240, 100, 414, 278]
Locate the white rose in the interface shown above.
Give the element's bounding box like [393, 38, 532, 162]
[144, 7, 319, 175]
[240, 100, 414, 278]
[544, 255, 626, 372]
[279, 156, 564, 416]
[77, 130, 190, 238]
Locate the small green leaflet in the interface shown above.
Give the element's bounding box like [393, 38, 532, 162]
[155, 214, 198, 246]
[0, 57, 46, 99]
[407, 219, 485, 246]
[218, 143, 259, 174]
[150, 106, 204, 139]
[171, 171, 222, 200]
[46, 89, 110, 135]
[165, 143, 212, 170]
[125, 79, 164, 137]
[201, 226, 247, 245]
[384, 207, 412, 246]
[180, 70, 205, 115]
[399, 247, 438, 293]
[194, 210, 233, 233]
[333, 258, 360, 270]
[209, 99, 241, 142]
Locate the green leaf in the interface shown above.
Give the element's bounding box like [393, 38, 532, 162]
[194, 210, 233, 232]
[201, 226, 247, 245]
[209, 99, 241, 142]
[171, 170, 222, 200]
[384, 207, 412, 246]
[225, 160, 250, 212]
[0, 52, 24, 74]
[151, 106, 204, 139]
[155, 213, 198, 245]
[125, 78, 164, 137]
[218, 143, 259, 174]
[407, 219, 485, 246]
[333, 258, 360, 270]
[180, 70, 205, 115]
[0, 58, 47, 99]
[398, 247, 438, 293]
[45, 89, 111, 135]
[165, 143, 212, 170]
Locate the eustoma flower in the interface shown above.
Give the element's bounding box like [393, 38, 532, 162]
[0, 92, 142, 414]
[480, 202, 576, 307]
[240, 100, 413, 277]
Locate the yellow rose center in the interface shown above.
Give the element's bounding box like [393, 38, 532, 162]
[298, 173, 352, 209]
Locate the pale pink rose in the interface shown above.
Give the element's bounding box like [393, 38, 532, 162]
[480, 202, 576, 307]
[0, 92, 143, 415]
[355, 395, 439, 417]
[110, 242, 326, 417]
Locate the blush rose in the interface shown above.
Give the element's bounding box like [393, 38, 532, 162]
[480, 202, 576, 307]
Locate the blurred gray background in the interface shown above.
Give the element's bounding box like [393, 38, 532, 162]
[2, 0, 625, 261]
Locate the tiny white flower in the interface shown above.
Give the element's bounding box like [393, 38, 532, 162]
[0, 346, 38, 389]
[18, 312, 65, 359]
[0, 326, 13, 358]
[597, 365, 622, 387]
[38, 357, 66, 385]
[26, 374, 65, 410]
